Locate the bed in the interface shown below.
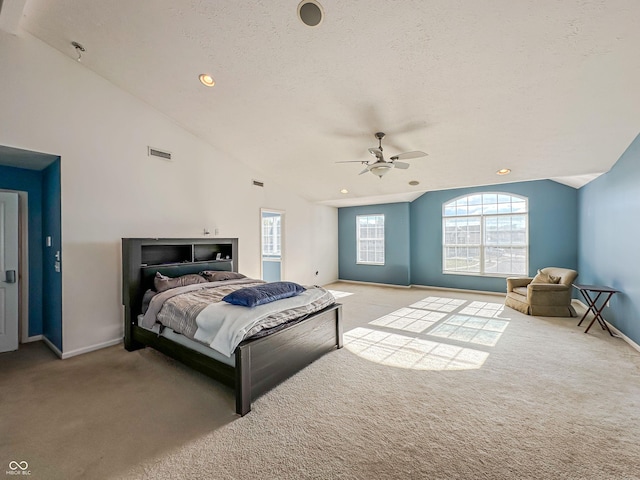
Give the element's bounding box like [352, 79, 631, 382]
[122, 237, 343, 416]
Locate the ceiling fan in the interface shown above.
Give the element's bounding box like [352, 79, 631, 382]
[337, 132, 428, 178]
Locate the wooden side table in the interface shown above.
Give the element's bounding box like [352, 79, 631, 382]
[572, 284, 619, 336]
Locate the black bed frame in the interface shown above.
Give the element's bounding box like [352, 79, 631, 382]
[122, 238, 343, 416]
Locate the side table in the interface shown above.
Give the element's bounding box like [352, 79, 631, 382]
[572, 284, 619, 336]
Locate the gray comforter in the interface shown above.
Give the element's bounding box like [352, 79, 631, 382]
[141, 278, 335, 352]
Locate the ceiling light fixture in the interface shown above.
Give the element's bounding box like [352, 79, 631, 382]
[408, 180, 420, 186]
[369, 164, 392, 178]
[497, 168, 511, 175]
[71, 41, 85, 62]
[340, 188, 349, 194]
[199, 74, 216, 87]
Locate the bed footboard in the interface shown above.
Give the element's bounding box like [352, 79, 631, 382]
[235, 303, 343, 416]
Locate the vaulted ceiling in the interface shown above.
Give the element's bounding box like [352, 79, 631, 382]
[4, 0, 640, 206]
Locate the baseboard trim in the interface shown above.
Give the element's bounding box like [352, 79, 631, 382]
[24, 335, 43, 343]
[42, 336, 62, 358]
[337, 279, 411, 289]
[334, 279, 506, 296]
[410, 283, 504, 297]
[574, 300, 640, 353]
[60, 338, 123, 359]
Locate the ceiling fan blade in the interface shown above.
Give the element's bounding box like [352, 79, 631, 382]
[390, 151, 428, 161]
[335, 160, 368, 164]
[359, 166, 371, 175]
[393, 161, 410, 169]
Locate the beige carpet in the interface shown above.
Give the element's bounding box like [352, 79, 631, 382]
[2, 282, 640, 479]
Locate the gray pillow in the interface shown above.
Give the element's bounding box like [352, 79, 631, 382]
[141, 289, 157, 314]
[154, 272, 207, 293]
[201, 271, 246, 282]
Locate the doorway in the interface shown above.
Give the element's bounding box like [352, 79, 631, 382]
[0, 145, 62, 354]
[260, 209, 284, 282]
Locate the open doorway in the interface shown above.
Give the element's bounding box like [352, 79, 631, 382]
[0, 145, 62, 354]
[260, 209, 284, 282]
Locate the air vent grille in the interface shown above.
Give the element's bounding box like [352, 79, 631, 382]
[252, 180, 264, 187]
[148, 147, 172, 161]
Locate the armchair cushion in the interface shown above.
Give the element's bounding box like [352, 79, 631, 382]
[531, 270, 561, 284]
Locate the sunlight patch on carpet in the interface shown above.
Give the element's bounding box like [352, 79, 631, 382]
[429, 314, 509, 347]
[410, 296, 466, 312]
[458, 301, 506, 318]
[344, 327, 489, 370]
[370, 308, 447, 333]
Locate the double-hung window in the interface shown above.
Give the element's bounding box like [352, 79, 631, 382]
[443, 193, 528, 275]
[357, 214, 385, 265]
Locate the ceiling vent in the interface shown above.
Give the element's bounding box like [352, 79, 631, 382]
[252, 180, 264, 187]
[148, 146, 172, 161]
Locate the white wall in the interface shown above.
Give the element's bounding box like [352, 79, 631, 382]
[0, 31, 338, 355]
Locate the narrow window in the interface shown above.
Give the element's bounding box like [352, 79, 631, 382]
[357, 214, 385, 265]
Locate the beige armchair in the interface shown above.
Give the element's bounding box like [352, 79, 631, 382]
[505, 267, 578, 317]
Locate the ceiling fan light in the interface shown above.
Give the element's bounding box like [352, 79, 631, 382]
[370, 165, 392, 178]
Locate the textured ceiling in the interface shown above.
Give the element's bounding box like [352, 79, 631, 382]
[8, 0, 640, 206]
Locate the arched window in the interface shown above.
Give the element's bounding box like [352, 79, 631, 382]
[442, 193, 528, 275]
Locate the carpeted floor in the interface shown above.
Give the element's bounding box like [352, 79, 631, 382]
[2, 282, 639, 479]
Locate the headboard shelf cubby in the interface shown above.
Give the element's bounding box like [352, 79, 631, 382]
[129, 238, 237, 267]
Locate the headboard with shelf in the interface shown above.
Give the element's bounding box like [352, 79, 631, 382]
[122, 238, 239, 346]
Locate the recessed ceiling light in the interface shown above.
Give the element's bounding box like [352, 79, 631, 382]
[199, 74, 215, 87]
[340, 188, 349, 194]
[497, 168, 511, 175]
[408, 180, 420, 186]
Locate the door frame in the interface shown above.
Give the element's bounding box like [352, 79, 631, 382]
[259, 208, 285, 281]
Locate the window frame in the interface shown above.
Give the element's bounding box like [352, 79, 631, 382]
[356, 214, 385, 266]
[261, 212, 282, 257]
[442, 193, 528, 277]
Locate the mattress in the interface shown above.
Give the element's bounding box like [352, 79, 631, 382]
[140, 322, 235, 366]
[141, 279, 336, 356]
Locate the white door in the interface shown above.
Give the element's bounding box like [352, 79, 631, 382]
[0, 191, 19, 353]
[261, 210, 283, 282]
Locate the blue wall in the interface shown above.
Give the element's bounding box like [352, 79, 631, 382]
[338, 180, 578, 291]
[578, 133, 640, 346]
[0, 165, 44, 336]
[411, 180, 579, 292]
[338, 202, 411, 285]
[0, 160, 62, 351]
[43, 160, 63, 351]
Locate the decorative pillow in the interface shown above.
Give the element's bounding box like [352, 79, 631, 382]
[141, 289, 157, 314]
[201, 271, 246, 282]
[154, 272, 207, 293]
[531, 270, 561, 285]
[222, 281, 306, 307]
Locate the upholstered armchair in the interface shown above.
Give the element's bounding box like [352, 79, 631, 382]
[505, 267, 578, 317]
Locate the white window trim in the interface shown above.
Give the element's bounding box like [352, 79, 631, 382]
[442, 193, 528, 277]
[356, 214, 385, 266]
[260, 208, 285, 280]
